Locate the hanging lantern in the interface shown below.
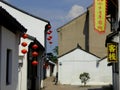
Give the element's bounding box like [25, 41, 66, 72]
[47, 25, 51, 29]
[32, 61, 38, 66]
[47, 37, 51, 40]
[21, 49, 27, 54]
[49, 36, 52, 39]
[47, 36, 52, 41]
[21, 42, 27, 47]
[32, 51, 38, 57]
[32, 44, 38, 49]
[47, 30, 52, 34]
[47, 31, 51, 34]
[49, 30, 53, 33]
[49, 41, 53, 44]
[22, 33, 28, 39]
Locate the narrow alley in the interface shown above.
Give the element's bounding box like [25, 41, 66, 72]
[43, 77, 112, 90]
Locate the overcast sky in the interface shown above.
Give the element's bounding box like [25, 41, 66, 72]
[5, 0, 93, 53]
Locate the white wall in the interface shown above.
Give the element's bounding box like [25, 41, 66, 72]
[58, 60, 103, 85]
[0, 27, 19, 90]
[18, 38, 33, 90]
[58, 49, 112, 85]
[0, 2, 49, 90]
[46, 66, 51, 77]
[0, 2, 48, 47]
[97, 58, 112, 85]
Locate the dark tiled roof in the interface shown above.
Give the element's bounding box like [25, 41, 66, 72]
[58, 44, 100, 59]
[0, 0, 49, 23]
[0, 7, 27, 33]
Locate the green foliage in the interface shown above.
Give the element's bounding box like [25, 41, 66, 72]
[47, 46, 58, 63]
[52, 46, 58, 55]
[47, 53, 57, 63]
[79, 72, 90, 86]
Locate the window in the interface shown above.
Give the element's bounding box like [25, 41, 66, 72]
[6, 49, 12, 85]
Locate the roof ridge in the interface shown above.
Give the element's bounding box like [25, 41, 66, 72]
[58, 44, 100, 58]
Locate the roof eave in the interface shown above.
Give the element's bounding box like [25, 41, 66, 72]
[0, 0, 50, 23]
[0, 6, 27, 33]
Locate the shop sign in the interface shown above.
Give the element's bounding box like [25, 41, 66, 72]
[107, 43, 118, 62]
[94, 0, 107, 33]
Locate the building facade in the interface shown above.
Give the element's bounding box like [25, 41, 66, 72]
[57, 5, 111, 58]
[58, 46, 112, 85]
[0, 1, 49, 47]
[0, 7, 27, 90]
[57, 0, 114, 87]
[0, 1, 50, 90]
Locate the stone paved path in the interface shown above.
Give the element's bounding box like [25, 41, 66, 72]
[42, 77, 112, 90]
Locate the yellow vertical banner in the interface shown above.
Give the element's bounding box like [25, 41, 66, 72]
[107, 43, 118, 62]
[94, 0, 107, 33]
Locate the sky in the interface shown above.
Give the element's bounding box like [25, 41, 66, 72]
[5, 0, 93, 53]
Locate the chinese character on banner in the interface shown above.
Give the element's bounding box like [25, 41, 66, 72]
[94, 0, 107, 33]
[107, 43, 118, 62]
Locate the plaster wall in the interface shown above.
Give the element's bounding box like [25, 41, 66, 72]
[0, 27, 19, 90]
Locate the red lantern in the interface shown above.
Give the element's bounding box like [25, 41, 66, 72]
[32, 44, 38, 49]
[47, 30, 52, 34]
[49, 36, 52, 39]
[32, 51, 38, 57]
[47, 36, 52, 41]
[47, 25, 51, 29]
[47, 37, 51, 40]
[21, 49, 27, 54]
[32, 61, 38, 66]
[49, 30, 53, 33]
[49, 41, 53, 44]
[22, 33, 28, 39]
[47, 31, 51, 34]
[21, 42, 27, 47]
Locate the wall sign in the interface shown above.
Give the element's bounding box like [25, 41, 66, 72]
[94, 0, 107, 33]
[107, 43, 118, 62]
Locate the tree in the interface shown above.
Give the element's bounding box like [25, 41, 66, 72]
[47, 46, 58, 63]
[79, 72, 90, 86]
[47, 53, 57, 63]
[52, 46, 58, 56]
